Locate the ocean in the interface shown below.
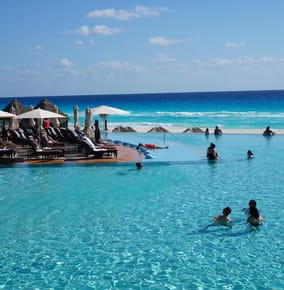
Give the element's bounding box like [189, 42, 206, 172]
[1, 90, 284, 131]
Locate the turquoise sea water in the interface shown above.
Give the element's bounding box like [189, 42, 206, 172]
[0, 133, 283, 289]
[1, 90, 284, 130]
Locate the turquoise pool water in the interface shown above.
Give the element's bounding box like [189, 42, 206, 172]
[0, 134, 283, 289]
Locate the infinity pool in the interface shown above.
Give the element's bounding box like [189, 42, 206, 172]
[0, 134, 283, 289]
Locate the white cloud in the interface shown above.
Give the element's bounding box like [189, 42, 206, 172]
[92, 25, 123, 35]
[34, 44, 45, 51]
[60, 58, 72, 68]
[149, 36, 186, 46]
[75, 40, 84, 45]
[193, 56, 278, 68]
[87, 6, 167, 21]
[76, 25, 123, 36]
[152, 53, 176, 63]
[76, 25, 91, 36]
[225, 41, 247, 48]
[92, 60, 143, 73]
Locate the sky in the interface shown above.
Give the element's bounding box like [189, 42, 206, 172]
[1, 0, 284, 97]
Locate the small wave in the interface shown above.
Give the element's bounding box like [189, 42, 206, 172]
[155, 111, 284, 118]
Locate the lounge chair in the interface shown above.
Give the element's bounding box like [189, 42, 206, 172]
[27, 140, 64, 160]
[81, 136, 117, 158]
[0, 148, 16, 159]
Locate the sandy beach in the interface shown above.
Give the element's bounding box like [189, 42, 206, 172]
[108, 125, 284, 135]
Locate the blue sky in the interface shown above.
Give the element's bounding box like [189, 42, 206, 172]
[1, 0, 284, 97]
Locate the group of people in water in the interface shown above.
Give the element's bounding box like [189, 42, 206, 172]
[206, 142, 254, 161]
[205, 125, 274, 161]
[214, 199, 264, 226]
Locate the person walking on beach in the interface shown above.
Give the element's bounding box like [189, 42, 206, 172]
[214, 207, 232, 226]
[206, 143, 219, 160]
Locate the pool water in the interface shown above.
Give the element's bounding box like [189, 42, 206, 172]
[0, 134, 283, 289]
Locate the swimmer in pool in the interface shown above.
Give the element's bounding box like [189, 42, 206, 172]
[214, 207, 232, 226]
[206, 142, 219, 160]
[247, 202, 264, 225]
[136, 143, 168, 150]
[136, 162, 143, 170]
[247, 150, 254, 159]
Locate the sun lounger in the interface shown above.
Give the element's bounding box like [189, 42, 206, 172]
[0, 148, 16, 159]
[81, 137, 117, 158]
[27, 140, 64, 160]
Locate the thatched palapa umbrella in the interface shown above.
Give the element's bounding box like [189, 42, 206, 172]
[35, 98, 68, 128]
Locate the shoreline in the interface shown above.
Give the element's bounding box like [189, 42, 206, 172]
[107, 126, 284, 135]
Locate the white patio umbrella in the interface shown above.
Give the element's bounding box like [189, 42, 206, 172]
[91, 105, 129, 130]
[73, 105, 80, 130]
[0, 110, 15, 118]
[16, 108, 66, 130]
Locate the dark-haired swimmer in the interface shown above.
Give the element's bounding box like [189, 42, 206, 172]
[136, 162, 143, 170]
[242, 199, 257, 214]
[207, 143, 219, 160]
[214, 207, 232, 226]
[247, 150, 254, 159]
[263, 126, 275, 136]
[247, 205, 264, 225]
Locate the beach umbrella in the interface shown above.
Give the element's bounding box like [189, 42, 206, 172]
[0, 110, 15, 118]
[147, 126, 169, 144]
[73, 105, 80, 130]
[84, 107, 94, 139]
[112, 126, 136, 132]
[10, 106, 19, 129]
[147, 126, 169, 133]
[16, 108, 66, 121]
[16, 108, 66, 130]
[91, 105, 129, 130]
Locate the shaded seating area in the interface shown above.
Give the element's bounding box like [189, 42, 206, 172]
[0, 141, 17, 159]
[27, 139, 64, 160]
[9, 128, 36, 147]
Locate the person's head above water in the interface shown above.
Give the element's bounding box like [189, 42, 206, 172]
[136, 162, 142, 170]
[249, 199, 257, 207]
[223, 207, 232, 216]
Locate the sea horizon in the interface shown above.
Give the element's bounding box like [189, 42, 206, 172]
[1, 89, 284, 132]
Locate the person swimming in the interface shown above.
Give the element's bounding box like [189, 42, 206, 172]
[247, 207, 264, 225]
[263, 126, 275, 136]
[206, 143, 219, 160]
[136, 143, 168, 150]
[136, 162, 143, 170]
[247, 150, 254, 159]
[246, 200, 264, 225]
[214, 207, 232, 226]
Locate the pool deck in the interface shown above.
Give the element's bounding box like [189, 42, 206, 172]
[0, 143, 143, 165]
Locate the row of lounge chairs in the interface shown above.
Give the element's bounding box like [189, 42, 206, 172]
[6, 127, 117, 161]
